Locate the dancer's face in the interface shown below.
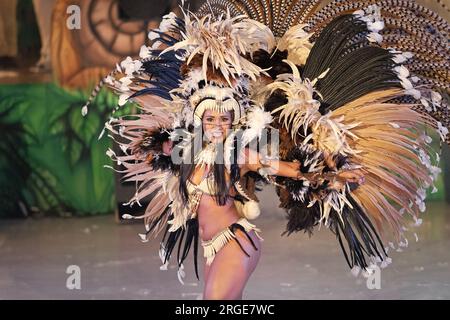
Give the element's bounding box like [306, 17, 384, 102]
[202, 110, 232, 143]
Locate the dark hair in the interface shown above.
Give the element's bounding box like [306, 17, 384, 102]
[179, 133, 240, 206]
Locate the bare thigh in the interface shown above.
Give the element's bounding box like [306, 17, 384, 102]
[203, 230, 262, 300]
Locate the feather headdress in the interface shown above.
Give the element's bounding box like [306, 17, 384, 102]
[162, 8, 275, 85]
[83, 0, 449, 281]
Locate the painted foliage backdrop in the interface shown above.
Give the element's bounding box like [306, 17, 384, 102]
[0, 84, 119, 217]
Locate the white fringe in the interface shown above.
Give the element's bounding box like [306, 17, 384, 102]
[201, 218, 263, 265]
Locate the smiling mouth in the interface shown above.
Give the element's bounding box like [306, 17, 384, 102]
[210, 130, 224, 138]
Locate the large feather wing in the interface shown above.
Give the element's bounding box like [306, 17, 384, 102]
[197, 0, 450, 144]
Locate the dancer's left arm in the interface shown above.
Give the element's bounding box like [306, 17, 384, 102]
[241, 148, 364, 184]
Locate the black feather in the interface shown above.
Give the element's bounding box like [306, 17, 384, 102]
[129, 87, 172, 100]
[303, 14, 402, 111]
[151, 154, 175, 173]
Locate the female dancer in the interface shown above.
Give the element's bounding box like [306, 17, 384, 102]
[83, 0, 448, 299]
[192, 107, 364, 299]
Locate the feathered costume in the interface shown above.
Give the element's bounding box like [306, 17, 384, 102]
[83, 0, 449, 282]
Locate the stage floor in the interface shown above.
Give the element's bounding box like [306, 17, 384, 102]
[1, 189, 450, 300]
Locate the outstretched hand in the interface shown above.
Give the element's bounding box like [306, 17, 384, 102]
[322, 152, 365, 185]
[336, 169, 365, 185]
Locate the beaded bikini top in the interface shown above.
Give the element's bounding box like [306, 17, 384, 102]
[186, 176, 217, 196]
[185, 171, 226, 218]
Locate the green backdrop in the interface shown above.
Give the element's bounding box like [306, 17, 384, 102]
[0, 83, 118, 217]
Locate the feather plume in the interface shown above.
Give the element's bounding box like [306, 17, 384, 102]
[161, 8, 275, 85]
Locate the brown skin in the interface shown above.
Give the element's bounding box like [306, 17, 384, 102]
[193, 110, 364, 300]
[201, 110, 233, 143]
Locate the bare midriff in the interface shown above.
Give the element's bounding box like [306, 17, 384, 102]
[197, 194, 241, 241]
[190, 164, 243, 241]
